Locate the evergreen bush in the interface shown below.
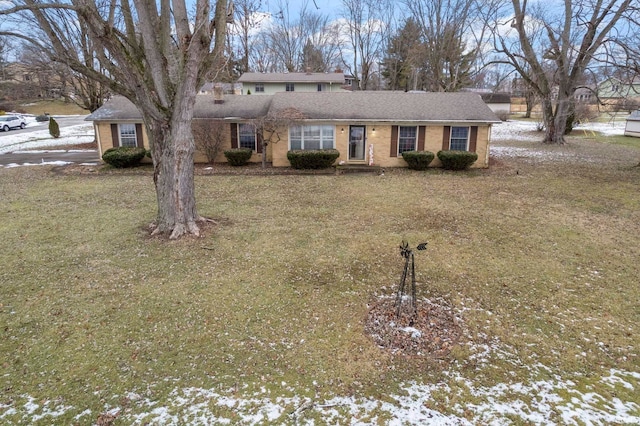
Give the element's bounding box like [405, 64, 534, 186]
[401, 150, 435, 170]
[437, 150, 478, 170]
[102, 146, 147, 168]
[287, 149, 340, 169]
[223, 148, 253, 166]
[48, 117, 60, 138]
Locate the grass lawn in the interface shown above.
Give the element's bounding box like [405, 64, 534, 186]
[18, 99, 89, 116]
[1, 138, 639, 424]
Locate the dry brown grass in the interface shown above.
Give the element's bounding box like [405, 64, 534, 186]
[0, 137, 639, 422]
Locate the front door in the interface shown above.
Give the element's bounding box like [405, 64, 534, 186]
[349, 126, 366, 161]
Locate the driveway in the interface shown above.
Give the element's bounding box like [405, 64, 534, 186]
[0, 150, 100, 166]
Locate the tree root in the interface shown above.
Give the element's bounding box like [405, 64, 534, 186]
[148, 216, 218, 239]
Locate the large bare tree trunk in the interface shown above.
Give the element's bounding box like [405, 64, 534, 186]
[148, 116, 200, 238]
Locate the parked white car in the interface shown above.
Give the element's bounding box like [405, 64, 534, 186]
[0, 115, 27, 131]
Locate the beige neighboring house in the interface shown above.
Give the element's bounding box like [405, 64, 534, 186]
[479, 93, 512, 115]
[86, 91, 500, 168]
[237, 72, 350, 95]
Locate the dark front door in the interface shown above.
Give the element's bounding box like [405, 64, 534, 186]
[349, 126, 366, 160]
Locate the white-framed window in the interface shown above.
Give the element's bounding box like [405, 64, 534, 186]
[238, 123, 257, 151]
[317, 84, 325, 92]
[119, 123, 138, 147]
[289, 125, 334, 150]
[450, 126, 469, 151]
[286, 83, 295, 92]
[255, 83, 264, 93]
[398, 126, 417, 154]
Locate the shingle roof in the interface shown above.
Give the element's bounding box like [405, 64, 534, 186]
[269, 91, 500, 123]
[86, 95, 273, 121]
[87, 91, 500, 124]
[479, 92, 511, 104]
[238, 72, 346, 84]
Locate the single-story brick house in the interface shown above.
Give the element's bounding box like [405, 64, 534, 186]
[86, 91, 500, 168]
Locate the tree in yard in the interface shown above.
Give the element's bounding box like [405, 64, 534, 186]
[229, 0, 265, 75]
[340, 0, 391, 90]
[4, 9, 109, 112]
[490, 0, 637, 144]
[404, 0, 485, 92]
[252, 107, 306, 169]
[1, 0, 230, 238]
[192, 120, 226, 164]
[381, 18, 424, 91]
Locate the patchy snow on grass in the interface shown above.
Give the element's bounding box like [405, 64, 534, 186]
[489, 119, 629, 163]
[2, 160, 74, 169]
[0, 116, 94, 154]
[573, 119, 626, 136]
[491, 120, 543, 142]
[2, 368, 638, 425]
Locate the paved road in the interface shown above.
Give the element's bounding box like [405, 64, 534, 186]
[0, 115, 90, 138]
[0, 150, 100, 166]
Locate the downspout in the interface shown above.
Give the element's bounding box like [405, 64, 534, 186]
[486, 124, 492, 168]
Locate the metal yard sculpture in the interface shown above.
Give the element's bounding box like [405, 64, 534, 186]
[394, 240, 428, 323]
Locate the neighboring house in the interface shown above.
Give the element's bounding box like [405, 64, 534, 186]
[86, 91, 500, 168]
[198, 82, 241, 95]
[573, 86, 596, 103]
[624, 110, 640, 138]
[597, 77, 640, 107]
[478, 93, 511, 115]
[237, 72, 350, 95]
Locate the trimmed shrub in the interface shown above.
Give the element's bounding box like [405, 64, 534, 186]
[35, 114, 50, 122]
[401, 150, 435, 170]
[287, 149, 340, 169]
[495, 110, 510, 121]
[224, 148, 253, 166]
[437, 150, 478, 170]
[48, 117, 60, 138]
[102, 146, 147, 168]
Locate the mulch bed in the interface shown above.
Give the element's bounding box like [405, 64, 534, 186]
[364, 296, 463, 357]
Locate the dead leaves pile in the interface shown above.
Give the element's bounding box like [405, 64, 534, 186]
[364, 297, 463, 357]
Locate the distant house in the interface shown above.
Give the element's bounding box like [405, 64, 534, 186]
[237, 72, 350, 95]
[86, 91, 500, 168]
[597, 77, 640, 110]
[624, 110, 640, 138]
[573, 86, 596, 103]
[479, 93, 511, 115]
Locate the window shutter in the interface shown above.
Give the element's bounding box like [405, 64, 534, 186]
[469, 126, 478, 152]
[390, 125, 398, 157]
[256, 131, 263, 153]
[442, 126, 451, 150]
[418, 126, 426, 151]
[110, 124, 120, 147]
[230, 123, 238, 148]
[135, 123, 144, 148]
